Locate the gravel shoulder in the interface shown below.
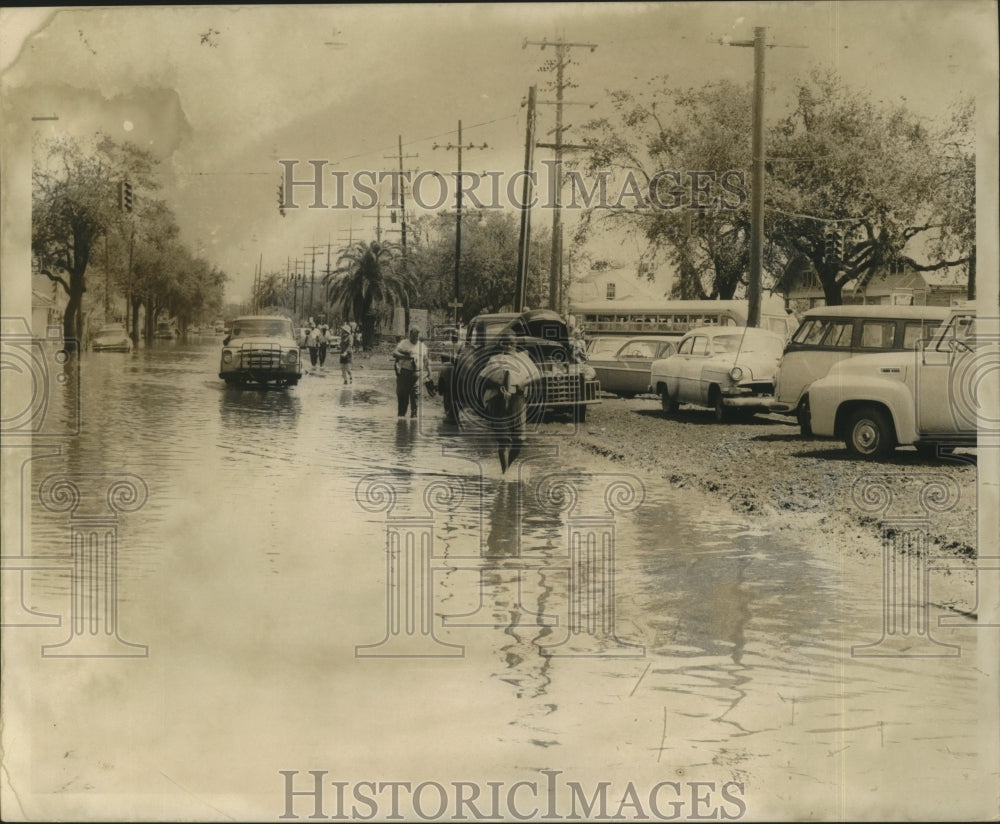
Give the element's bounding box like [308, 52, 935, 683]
[569, 394, 979, 555]
[553, 392, 982, 614]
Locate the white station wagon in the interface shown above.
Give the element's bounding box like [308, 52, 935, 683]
[808, 308, 990, 459]
[650, 326, 785, 422]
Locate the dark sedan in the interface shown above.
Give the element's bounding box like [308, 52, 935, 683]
[586, 336, 679, 398]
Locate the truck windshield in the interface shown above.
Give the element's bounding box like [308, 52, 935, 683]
[230, 319, 290, 338]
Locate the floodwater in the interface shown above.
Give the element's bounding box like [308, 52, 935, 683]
[4, 336, 992, 821]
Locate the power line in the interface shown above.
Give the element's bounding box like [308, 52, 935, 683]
[524, 35, 598, 314]
[434, 120, 490, 323]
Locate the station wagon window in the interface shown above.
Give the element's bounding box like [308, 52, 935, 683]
[822, 321, 853, 347]
[792, 318, 826, 345]
[902, 320, 941, 349]
[794, 318, 853, 347]
[691, 335, 710, 355]
[860, 321, 897, 349]
[940, 314, 977, 347]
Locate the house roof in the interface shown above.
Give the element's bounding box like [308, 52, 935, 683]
[787, 266, 931, 299]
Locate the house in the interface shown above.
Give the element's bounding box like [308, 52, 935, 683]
[567, 264, 662, 307]
[31, 273, 65, 339]
[784, 262, 969, 310]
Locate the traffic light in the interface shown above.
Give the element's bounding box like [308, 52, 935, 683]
[832, 230, 844, 262]
[823, 227, 839, 263]
[688, 207, 709, 236]
[119, 180, 133, 213]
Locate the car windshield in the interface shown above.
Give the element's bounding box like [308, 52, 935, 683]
[469, 318, 515, 347]
[587, 338, 624, 358]
[230, 319, 290, 338]
[714, 332, 783, 357]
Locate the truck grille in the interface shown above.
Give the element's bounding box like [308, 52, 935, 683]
[239, 343, 283, 370]
[534, 375, 600, 406]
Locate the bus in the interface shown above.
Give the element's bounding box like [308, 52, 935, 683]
[569, 299, 799, 341]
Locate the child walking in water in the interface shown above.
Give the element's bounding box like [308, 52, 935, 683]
[339, 324, 353, 384]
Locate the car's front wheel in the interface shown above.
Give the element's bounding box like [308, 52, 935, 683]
[711, 388, 732, 423]
[659, 385, 679, 417]
[796, 397, 813, 437]
[845, 406, 897, 460]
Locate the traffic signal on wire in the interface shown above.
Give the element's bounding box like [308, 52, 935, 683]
[119, 180, 133, 213]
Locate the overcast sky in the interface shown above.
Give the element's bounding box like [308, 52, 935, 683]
[2, 2, 996, 301]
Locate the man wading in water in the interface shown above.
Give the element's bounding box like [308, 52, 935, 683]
[481, 331, 534, 474]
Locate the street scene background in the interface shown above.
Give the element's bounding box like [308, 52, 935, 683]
[2, 3, 999, 822]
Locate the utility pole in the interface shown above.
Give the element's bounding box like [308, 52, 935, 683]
[515, 86, 537, 312]
[434, 121, 489, 323]
[338, 220, 354, 249]
[384, 136, 418, 265]
[721, 26, 805, 327]
[305, 244, 322, 319]
[385, 137, 419, 329]
[361, 203, 391, 243]
[524, 36, 597, 314]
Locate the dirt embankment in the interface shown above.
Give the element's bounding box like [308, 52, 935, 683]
[559, 395, 980, 562]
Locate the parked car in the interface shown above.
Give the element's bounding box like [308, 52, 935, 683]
[650, 326, 785, 422]
[807, 308, 987, 459]
[437, 309, 600, 423]
[90, 323, 133, 353]
[770, 304, 951, 435]
[425, 324, 463, 363]
[219, 315, 301, 388]
[153, 319, 178, 340]
[587, 336, 679, 398]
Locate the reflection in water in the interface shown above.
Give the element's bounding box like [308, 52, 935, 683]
[21, 339, 981, 793]
[483, 475, 556, 698]
[393, 418, 416, 458]
[218, 384, 301, 429]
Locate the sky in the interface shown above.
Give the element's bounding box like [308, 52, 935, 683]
[2, 2, 997, 302]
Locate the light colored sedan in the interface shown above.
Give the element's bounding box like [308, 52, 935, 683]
[586, 336, 679, 398]
[650, 326, 785, 422]
[91, 324, 133, 353]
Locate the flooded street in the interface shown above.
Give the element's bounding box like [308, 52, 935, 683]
[6, 338, 991, 820]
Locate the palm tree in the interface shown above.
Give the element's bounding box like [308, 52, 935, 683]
[323, 240, 412, 348]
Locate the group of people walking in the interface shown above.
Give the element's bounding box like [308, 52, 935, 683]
[302, 321, 360, 384]
[300, 320, 530, 475]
